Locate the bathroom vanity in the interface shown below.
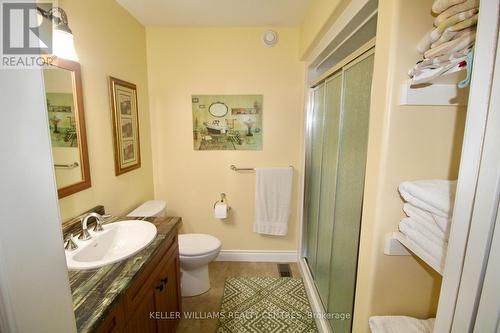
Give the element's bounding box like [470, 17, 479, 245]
[65, 214, 182, 332]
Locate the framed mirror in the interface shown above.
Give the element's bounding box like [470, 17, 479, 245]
[43, 59, 91, 198]
[208, 102, 228, 117]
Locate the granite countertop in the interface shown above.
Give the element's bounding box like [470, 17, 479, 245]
[67, 216, 181, 332]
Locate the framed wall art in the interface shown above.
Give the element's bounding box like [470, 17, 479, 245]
[192, 94, 263, 150]
[109, 77, 141, 175]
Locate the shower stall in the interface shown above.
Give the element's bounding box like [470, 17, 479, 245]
[303, 47, 375, 332]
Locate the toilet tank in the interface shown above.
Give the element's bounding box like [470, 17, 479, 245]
[127, 200, 167, 217]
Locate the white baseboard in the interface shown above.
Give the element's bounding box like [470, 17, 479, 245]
[298, 258, 332, 333]
[215, 250, 298, 262]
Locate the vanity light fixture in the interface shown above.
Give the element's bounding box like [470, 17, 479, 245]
[37, 6, 78, 61]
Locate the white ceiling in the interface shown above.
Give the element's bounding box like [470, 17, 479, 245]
[116, 0, 311, 26]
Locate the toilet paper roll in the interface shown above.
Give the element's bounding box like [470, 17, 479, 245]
[214, 203, 228, 219]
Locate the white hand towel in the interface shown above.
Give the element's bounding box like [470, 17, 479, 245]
[403, 203, 451, 240]
[254, 167, 293, 236]
[399, 180, 457, 218]
[369, 316, 435, 333]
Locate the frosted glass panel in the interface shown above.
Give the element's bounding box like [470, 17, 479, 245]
[327, 54, 374, 332]
[306, 84, 325, 277]
[316, 74, 342, 305]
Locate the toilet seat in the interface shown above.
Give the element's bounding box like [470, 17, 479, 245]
[179, 234, 221, 257]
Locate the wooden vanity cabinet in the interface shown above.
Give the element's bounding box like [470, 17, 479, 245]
[96, 230, 181, 333]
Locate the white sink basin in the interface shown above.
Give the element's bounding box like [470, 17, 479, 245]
[65, 220, 157, 270]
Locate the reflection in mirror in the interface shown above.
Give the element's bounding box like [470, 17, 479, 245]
[43, 59, 91, 198]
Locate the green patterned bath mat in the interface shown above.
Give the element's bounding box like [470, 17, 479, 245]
[217, 277, 318, 333]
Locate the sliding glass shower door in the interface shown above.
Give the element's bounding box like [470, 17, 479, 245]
[304, 50, 375, 333]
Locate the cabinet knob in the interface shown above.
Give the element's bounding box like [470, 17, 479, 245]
[160, 277, 168, 285]
[155, 283, 164, 292]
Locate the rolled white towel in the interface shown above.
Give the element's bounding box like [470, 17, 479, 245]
[434, 0, 480, 26]
[432, 0, 467, 14]
[399, 180, 457, 218]
[403, 203, 451, 240]
[369, 316, 435, 333]
[399, 219, 447, 263]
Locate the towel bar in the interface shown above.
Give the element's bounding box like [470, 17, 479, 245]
[230, 164, 293, 172]
[54, 162, 79, 169]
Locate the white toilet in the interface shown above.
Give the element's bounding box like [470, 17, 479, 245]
[178, 234, 221, 297]
[128, 200, 167, 218]
[129, 201, 222, 297]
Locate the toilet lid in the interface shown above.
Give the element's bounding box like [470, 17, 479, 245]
[179, 234, 221, 256]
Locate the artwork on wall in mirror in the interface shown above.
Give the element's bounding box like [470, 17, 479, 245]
[192, 95, 263, 150]
[109, 77, 141, 175]
[46, 92, 78, 147]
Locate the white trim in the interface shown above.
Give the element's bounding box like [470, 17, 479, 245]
[452, 22, 500, 330]
[434, 0, 500, 330]
[298, 258, 332, 333]
[303, 0, 377, 63]
[215, 250, 298, 262]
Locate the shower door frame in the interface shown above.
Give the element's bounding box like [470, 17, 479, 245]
[299, 42, 375, 333]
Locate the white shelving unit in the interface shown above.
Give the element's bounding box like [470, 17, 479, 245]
[400, 67, 469, 106]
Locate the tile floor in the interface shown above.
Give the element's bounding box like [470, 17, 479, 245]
[176, 261, 301, 333]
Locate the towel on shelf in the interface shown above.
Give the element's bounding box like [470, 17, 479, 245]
[401, 217, 447, 247]
[449, 13, 478, 31]
[424, 30, 476, 58]
[416, 9, 476, 54]
[432, 0, 467, 14]
[409, 47, 471, 76]
[431, 27, 475, 49]
[434, 0, 479, 26]
[410, 57, 467, 85]
[369, 316, 435, 333]
[399, 219, 447, 263]
[399, 180, 457, 218]
[435, 8, 478, 34]
[253, 167, 293, 236]
[403, 203, 451, 238]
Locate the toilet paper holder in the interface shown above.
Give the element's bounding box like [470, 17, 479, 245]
[213, 193, 231, 211]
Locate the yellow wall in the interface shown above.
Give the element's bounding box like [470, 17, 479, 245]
[299, 0, 348, 59]
[146, 27, 305, 250]
[353, 0, 466, 331]
[57, 0, 154, 221]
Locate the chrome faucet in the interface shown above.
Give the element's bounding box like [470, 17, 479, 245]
[79, 212, 106, 240]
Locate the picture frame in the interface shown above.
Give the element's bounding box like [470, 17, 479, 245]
[109, 76, 141, 175]
[192, 94, 263, 150]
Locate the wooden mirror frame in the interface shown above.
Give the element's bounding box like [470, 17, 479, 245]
[46, 58, 91, 198]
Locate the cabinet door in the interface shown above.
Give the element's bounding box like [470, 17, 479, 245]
[124, 290, 157, 333]
[154, 255, 181, 333]
[95, 302, 125, 333]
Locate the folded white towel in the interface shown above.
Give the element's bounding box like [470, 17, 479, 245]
[399, 219, 447, 263]
[399, 180, 457, 218]
[403, 203, 451, 240]
[369, 316, 435, 333]
[253, 167, 293, 236]
[401, 217, 447, 247]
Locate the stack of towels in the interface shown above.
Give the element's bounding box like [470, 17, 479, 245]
[369, 316, 435, 333]
[409, 0, 479, 85]
[398, 180, 457, 267]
